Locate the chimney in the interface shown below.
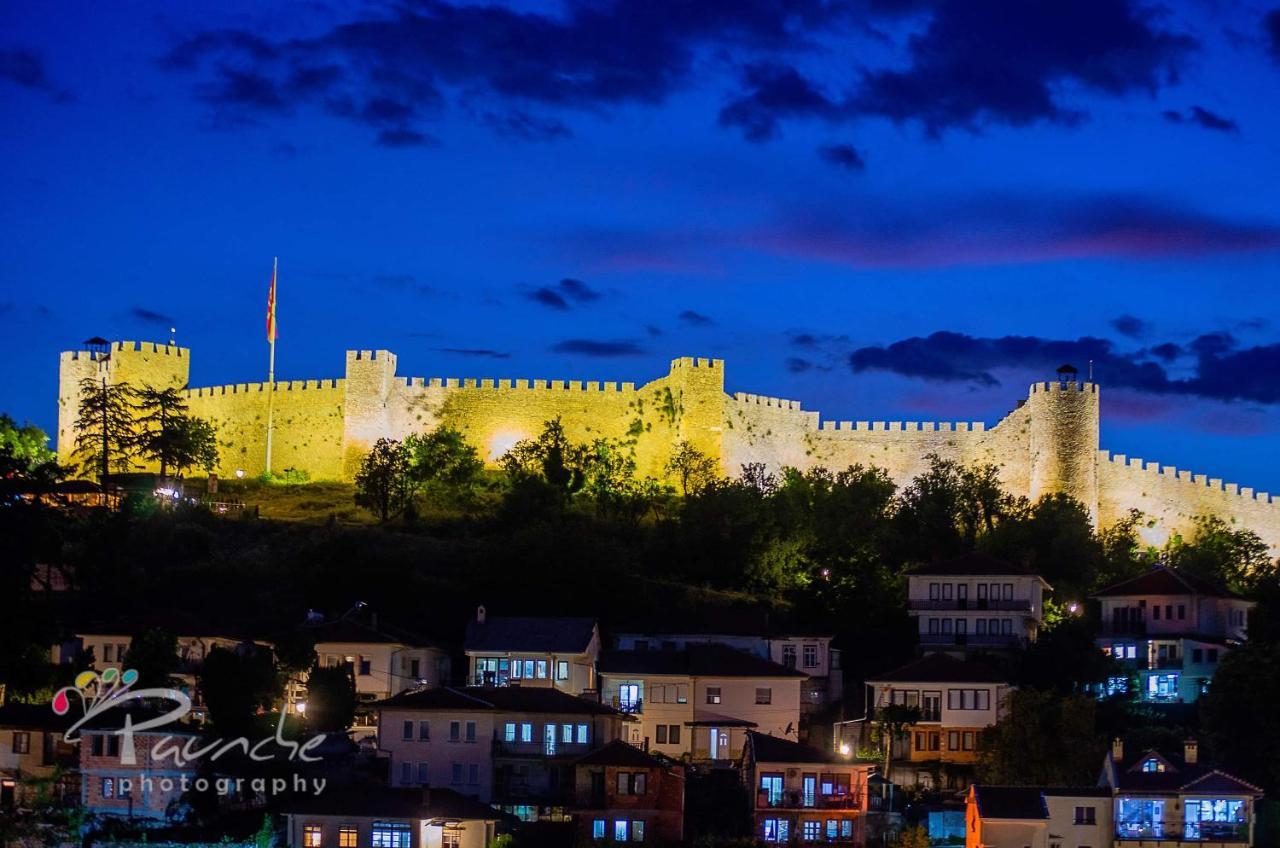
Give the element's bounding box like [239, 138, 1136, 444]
[1184, 739, 1198, 764]
[1111, 737, 1124, 762]
[477, 605, 487, 624]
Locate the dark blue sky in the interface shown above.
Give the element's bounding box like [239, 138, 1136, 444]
[3, 0, 1279, 489]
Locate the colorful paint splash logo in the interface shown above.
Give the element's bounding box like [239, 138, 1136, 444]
[52, 668, 192, 765]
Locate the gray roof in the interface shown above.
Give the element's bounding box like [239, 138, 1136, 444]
[464, 616, 597, 653]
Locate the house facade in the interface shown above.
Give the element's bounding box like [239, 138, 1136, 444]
[964, 786, 1113, 848]
[906, 554, 1051, 655]
[744, 731, 877, 845]
[1102, 740, 1262, 845]
[1091, 566, 1254, 703]
[463, 609, 600, 695]
[572, 740, 685, 844]
[375, 686, 629, 822]
[837, 654, 1010, 790]
[78, 723, 201, 820]
[284, 786, 502, 848]
[612, 631, 842, 713]
[0, 704, 76, 808]
[598, 644, 805, 763]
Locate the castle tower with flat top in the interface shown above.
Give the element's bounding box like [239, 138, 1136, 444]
[55, 342, 1279, 554]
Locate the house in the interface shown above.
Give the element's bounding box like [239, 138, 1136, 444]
[1102, 739, 1262, 845]
[305, 614, 452, 737]
[374, 685, 630, 821]
[743, 730, 878, 845]
[283, 786, 504, 848]
[1091, 565, 1254, 703]
[598, 643, 806, 763]
[836, 654, 1011, 790]
[0, 703, 77, 808]
[612, 629, 842, 713]
[572, 740, 685, 844]
[964, 785, 1112, 848]
[906, 554, 1051, 654]
[463, 608, 599, 695]
[78, 715, 202, 820]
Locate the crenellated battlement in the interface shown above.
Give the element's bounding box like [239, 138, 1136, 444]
[669, 356, 724, 371]
[400, 376, 639, 392]
[732, 392, 804, 410]
[187, 379, 343, 398]
[1101, 450, 1275, 506]
[816, 419, 987, 433]
[1029, 380, 1097, 394]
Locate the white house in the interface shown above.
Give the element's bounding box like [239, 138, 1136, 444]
[906, 553, 1051, 654]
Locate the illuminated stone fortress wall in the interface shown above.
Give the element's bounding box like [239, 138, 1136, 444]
[57, 342, 1279, 554]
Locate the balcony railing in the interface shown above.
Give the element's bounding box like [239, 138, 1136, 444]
[1116, 823, 1249, 842]
[759, 791, 862, 811]
[908, 599, 1031, 612]
[920, 633, 1019, 647]
[610, 696, 643, 714]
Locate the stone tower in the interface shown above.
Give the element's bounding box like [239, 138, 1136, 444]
[1025, 377, 1101, 519]
[56, 341, 190, 465]
[663, 357, 727, 471]
[342, 349, 399, 477]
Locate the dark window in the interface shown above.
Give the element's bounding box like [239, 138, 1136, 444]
[1177, 605, 1186, 620]
[403, 720, 414, 740]
[655, 726, 667, 744]
[13, 732, 31, 754]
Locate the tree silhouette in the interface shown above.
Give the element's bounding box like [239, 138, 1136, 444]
[73, 377, 137, 482]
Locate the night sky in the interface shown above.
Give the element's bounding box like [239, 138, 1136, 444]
[3, 0, 1279, 490]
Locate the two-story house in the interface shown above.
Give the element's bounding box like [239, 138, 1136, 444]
[612, 630, 842, 715]
[572, 740, 685, 844]
[1091, 565, 1254, 703]
[743, 730, 877, 845]
[598, 644, 806, 763]
[305, 614, 452, 737]
[0, 703, 76, 808]
[1103, 739, 1262, 845]
[464, 608, 599, 695]
[78, 713, 203, 820]
[836, 654, 1011, 790]
[964, 785, 1113, 848]
[906, 554, 1051, 655]
[375, 685, 630, 822]
[284, 785, 504, 848]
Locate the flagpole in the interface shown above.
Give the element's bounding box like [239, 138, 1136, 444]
[265, 256, 277, 477]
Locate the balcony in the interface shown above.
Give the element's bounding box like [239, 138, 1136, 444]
[610, 696, 643, 714]
[908, 599, 1031, 612]
[1116, 823, 1249, 843]
[758, 790, 863, 811]
[493, 739, 591, 758]
[919, 633, 1019, 647]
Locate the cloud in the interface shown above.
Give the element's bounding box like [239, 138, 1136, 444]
[848, 330, 1280, 404]
[719, 63, 839, 141]
[434, 347, 511, 359]
[161, 1, 847, 146]
[1150, 342, 1182, 362]
[851, 0, 1196, 136]
[0, 48, 73, 101]
[759, 193, 1280, 268]
[1110, 314, 1149, 338]
[678, 309, 714, 326]
[376, 127, 436, 148]
[1266, 8, 1280, 62]
[130, 307, 176, 326]
[817, 143, 866, 171]
[787, 357, 814, 373]
[1162, 105, 1239, 133]
[525, 278, 602, 310]
[551, 339, 646, 357]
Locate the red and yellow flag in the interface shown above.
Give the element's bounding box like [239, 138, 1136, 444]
[266, 259, 278, 343]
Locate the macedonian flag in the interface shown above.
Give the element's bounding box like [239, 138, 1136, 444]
[266, 258, 278, 343]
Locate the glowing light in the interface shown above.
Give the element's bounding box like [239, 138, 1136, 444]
[235, 469, 245, 479]
[487, 430, 525, 462]
[1068, 602, 1080, 614]
[838, 742, 851, 756]
[295, 702, 307, 715]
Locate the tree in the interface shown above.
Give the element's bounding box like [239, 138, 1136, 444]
[1201, 642, 1280, 795]
[0, 414, 56, 468]
[134, 385, 219, 476]
[305, 664, 357, 733]
[500, 418, 586, 502]
[665, 440, 719, 495]
[1015, 615, 1118, 696]
[894, 454, 1024, 559]
[73, 376, 137, 482]
[354, 438, 416, 522]
[405, 426, 483, 498]
[0, 416, 63, 499]
[197, 646, 281, 735]
[899, 826, 930, 848]
[1166, 515, 1274, 594]
[121, 629, 180, 689]
[976, 690, 1102, 785]
[871, 703, 920, 776]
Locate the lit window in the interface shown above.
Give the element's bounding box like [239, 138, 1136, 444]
[577, 724, 589, 743]
[593, 820, 606, 840]
[802, 821, 821, 841]
[631, 820, 645, 842]
[102, 777, 115, 799]
[615, 820, 629, 841]
[371, 822, 411, 848]
[338, 827, 358, 848]
[536, 661, 548, 679]
[505, 722, 516, 742]
[707, 687, 721, 705]
[303, 825, 323, 848]
[557, 661, 570, 680]
[442, 830, 462, 848]
[521, 723, 533, 742]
